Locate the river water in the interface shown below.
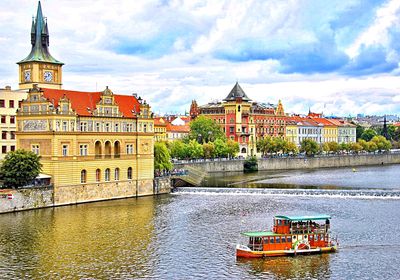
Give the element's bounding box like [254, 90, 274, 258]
[0, 165, 399, 279]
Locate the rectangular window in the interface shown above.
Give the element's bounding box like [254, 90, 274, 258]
[1, 146, 6, 154]
[1, 116, 5, 124]
[270, 237, 275, 244]
[0, 100, 4, 107]
[105, 123, 110, 132]
[95, 123, 101, 132]
[62, 121, 68, 131]
[10, 116, 15, 124]
[9, 100, 14, 108]
[10, 145, 15, 152]
[41, 105, 47, 112]
[62, 145, 68, 156]
[115, 123, 119, 132]
[126, 144, 133, 154]
[32, 144, 40, 155]
[230, 126, 234, 133]
[10, 131, 15, 140]
[2, 131, 6, 140]
[80, 122, 87, 132]
[79, 144, 88, 156]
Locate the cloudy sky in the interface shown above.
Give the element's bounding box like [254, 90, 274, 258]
[1, 0, 400, 116]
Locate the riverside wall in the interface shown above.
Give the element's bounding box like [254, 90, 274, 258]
[174, 153, 400, 173]
[0, 177, 171, 214]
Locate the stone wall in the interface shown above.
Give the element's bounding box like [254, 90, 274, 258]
[154, 177, 172, 194]
[1, 178, 171, 214]
[0, 187, 53, 213]
[174, 153, 400, 173]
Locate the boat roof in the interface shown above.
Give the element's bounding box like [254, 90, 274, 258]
[274, 214, 331, 221]
[241, 231, 279, 237]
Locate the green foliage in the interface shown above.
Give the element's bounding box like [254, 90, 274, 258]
[349, 142, 363, 153]
[202, 142, 215, 159]
[360, 128, 377, 142]
[244, 156, 258, 172]
[300, 139, 320, 156]
[356, 124, 365, 140]
[357, 139, 369, 151]
[154, 142, 172, 171]
[187, 139, 204, 159]
[370, 135, 391, 151]
[189, 116, 225, 143]
[0, 149, 42, 188]
[226, 140, 240, 158]
[257, 136, 298, 156]
[168, 140, 188, 159]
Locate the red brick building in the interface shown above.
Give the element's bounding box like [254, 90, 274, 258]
[190, 82, 286, 156]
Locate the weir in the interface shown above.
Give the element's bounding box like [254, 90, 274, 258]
[173, 187, 400, 200]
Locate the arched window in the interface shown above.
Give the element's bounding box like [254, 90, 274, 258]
[127, 167, 132, 180]
[238, 105, 241, 112]
[81, 170, 87, 184]
[114, 141, 120, 158]
[105, 141, 111, 158]
[96, 169, 101, 182]
[241, 147, 247, 154]
[115, 168, 120, 181]
[105, 168, 110, 181]
[95, 141, 102, 159]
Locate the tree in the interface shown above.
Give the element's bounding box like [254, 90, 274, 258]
[300, 139, 320, 156]
[285, 141, 299, 155]
[350, 142, 363, 154]
[370, 135, 391, 151]
[0, 149, 42, 188]
[355, 124, 365, 140]
[214, 138, 228, 157]
[358, 139, 369, 151]
[168, 140, 188, 159]
[226, 140, 239, 158]
[186, 139, 204, 159]
[189, 116, 225, 143]
[202, 142, 215, 159]
[154, 142, 172, 171]
[360, 128, 377, 142]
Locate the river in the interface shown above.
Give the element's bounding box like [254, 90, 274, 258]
[0, 165, 399, 279]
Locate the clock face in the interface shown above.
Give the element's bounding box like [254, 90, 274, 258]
[43, 71, 53, 82]
[24, 71, 31, 82]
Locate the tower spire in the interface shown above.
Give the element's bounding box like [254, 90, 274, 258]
[18, 1, 63, 65]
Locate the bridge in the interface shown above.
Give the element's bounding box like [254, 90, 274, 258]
[170, 166, 207, 187]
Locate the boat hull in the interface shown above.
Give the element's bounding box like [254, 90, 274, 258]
[236, 244, 337, 258]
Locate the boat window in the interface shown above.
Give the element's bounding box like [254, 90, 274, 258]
[282, 236, 286, 243]
[287, 236, 292, 243]
[304, 235, 308, 239]
[310, 235, 314, 240]
[316, 235, 319, 241]
[270, 237, 275, 244]
[278, 220, 281, 225]
[276, 237, 280, 243]
[293, 235, 296, 240]
[263, 237, 269, 244]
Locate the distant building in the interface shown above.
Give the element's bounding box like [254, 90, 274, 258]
[0, 86, 27, 159]
[166, 123, 190, 141]
[154, 117, 167, 141]
[190, 82, 286, 156]
[327, 119, 356, 144]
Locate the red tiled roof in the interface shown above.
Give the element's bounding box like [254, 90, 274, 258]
[154, 117, 167, 126]
[166, 123, 190, 133]
[41, 88, 140, 118]
[311, 117, 337, 126]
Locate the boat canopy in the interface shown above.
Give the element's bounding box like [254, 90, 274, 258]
[241, 231, 279, 237]
[274, 214, 331, 221]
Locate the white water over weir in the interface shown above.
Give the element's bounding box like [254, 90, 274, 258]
[173, 187, 400, 200]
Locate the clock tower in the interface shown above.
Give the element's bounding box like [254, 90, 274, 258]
[17, 1, 63, 90]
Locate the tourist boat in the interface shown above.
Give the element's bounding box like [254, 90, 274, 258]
[236, 214, 338, 258]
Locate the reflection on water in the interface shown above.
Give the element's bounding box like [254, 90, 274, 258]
[0, 197, 157, 279]
[237, 254, 332, 279]
[1, 165, 400, 279]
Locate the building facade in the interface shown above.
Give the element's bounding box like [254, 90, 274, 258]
[15, 2, 155, 203]
[191, 82, 286, 156]
[0, 86, 27, 159]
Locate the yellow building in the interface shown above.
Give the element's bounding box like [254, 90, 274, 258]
[15, 1, 154, 204]
[0, 86, 27, 159]
[285, 118, 299, 146]
[311, 117, 338, 143]
[154, 117, 167, 142]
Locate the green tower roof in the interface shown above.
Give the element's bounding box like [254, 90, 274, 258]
[17, 1, 63, 65]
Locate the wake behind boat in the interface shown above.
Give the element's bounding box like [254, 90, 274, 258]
[236, 214, 338, 258]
